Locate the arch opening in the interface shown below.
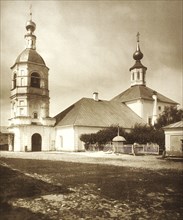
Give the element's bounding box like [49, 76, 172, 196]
[31, 133, 42, 151]
[31, 72, 40, 88]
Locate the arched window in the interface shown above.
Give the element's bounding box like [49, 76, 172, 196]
[31, 72, 40, 88]
[33, 112, 38, 119]
[13, 74, 17, 89]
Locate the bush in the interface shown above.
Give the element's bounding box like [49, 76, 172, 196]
[80, 124, 165, 150]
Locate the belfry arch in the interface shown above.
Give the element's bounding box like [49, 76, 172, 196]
[31, 72, 40, 88]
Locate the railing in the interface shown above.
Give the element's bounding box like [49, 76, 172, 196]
[103, 143, 159, 155]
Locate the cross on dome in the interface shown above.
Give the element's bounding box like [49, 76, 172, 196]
[29, 4, 32, 21]
[136, 32, 140, 42]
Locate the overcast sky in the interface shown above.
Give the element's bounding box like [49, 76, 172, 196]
[0, 0, 182, 126]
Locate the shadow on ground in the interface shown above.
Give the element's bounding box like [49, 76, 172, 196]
[0, 165, 71, 220]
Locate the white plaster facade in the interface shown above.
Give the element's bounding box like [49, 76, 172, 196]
[8, 18, 55, 152]
[55, 125, 106, 152]
[126, 99, 174, 125]
[164, 121, 183, 156]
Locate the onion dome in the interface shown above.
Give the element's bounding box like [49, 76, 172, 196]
[26, 20, 36, 34]
[133, 32, 143, 61]
[130, 32, 147, 71]
[133, 43, 143, 61]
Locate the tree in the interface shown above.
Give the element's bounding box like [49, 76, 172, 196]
[155, 106, 183, 129]
[80, 126, 127, 150]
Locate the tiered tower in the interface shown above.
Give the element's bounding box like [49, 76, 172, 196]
[9, 11, 55, 151]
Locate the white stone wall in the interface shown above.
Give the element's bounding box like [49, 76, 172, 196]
[126, 99, 175, 125]
[126, 100, 143, 118]
[74, 126, 105, 151]
[165, 129, 183, 156]
[55, 126, 75, 151]
[9, 125, 55, 152]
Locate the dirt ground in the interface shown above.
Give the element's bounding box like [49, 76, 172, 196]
[0, 151, 183, 220]
[0, 151, 183, 170]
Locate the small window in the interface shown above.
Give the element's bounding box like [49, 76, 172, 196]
[20, 108, 24, 115]
[148, 117, 152, 125]
[21, 70, 24, 76]
[33, 112, 38, 119]
[19, 100, 24, 106]
[132, 72, 134, 80]
[21, 78, 24, 86]
[158, 106, 161, 111]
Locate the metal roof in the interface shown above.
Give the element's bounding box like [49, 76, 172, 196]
[111, 85, 178, 104]
[112, 135, 126, 142]
[55, 98, 145, 128]
[11, 48, 46, 68]
[163, 121, 183, 129]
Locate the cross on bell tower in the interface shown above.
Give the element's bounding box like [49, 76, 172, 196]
[129, 32, 147, 87]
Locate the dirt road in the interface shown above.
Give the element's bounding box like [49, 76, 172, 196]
[0, 151, 182, 170]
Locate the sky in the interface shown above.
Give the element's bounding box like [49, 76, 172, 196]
[0, 0, 182, 126]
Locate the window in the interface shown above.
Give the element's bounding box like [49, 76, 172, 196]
[137, 71, 140, 80]
[13, 74, 17, 89]
[19, 100, 24, 106]
[132, 72, 134, 80]
[158, 106, 161, 111]
[31, 72, 40, 88]
[21, 78, 24, 86]
[33, 112, 38, 119]
[148, 117, 152, 125]
[20, 108, 24, 115]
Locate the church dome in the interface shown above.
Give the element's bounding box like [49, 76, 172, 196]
[14, 48, 46, 66]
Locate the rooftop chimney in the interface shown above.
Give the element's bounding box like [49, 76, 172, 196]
[93, 92, 99, 101]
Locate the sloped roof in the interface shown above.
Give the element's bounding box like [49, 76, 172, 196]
[129, 60, 147, 71]
[11, 48, 46, 68]
[54, 98, 145, 128]
[111, 85, 178, 104]
[163, 121, 183, 129]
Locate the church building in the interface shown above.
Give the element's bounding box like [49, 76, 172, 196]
[8, 16, 178, 152]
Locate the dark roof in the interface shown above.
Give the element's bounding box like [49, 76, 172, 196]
[54, 98, 145, 128]
[129, 60, 147, 71]
[111, 85, 178, 104]
[163, 121, 183, 129]
[11, 48, 46, 68]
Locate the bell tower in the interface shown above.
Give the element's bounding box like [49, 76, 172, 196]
[129, 32, 147, 87]
[9, 9, 55, 152]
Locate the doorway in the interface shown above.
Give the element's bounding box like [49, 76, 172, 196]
[31, 133, 42, 151]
